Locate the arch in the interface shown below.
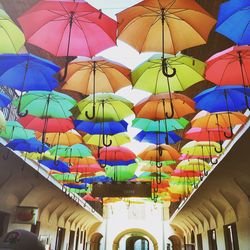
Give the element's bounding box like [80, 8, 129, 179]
[90, 232, 103, 250]
[168, 235, 181, 250]
[112, 228, 158, 250]
[126, 236, 149, 250]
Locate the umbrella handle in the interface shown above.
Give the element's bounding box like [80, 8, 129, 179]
[102, 135, 112, 147]
[194, 183, 199, 189]
[75, 175, 80, 183]
[165, 135, 169, 145]
[204, 170, 209, 176]
[162, 58, 176, 78]
[223, 125, 234, 139]
[85, 105, 96, 120]
[37, 145, 45, 154]
[165, 97, 174, 119]
[100, 163, 106, 168]
[214, 141, 223, 154]
[158, 146, 163, 156]
[2, 149, 10, 160]
[53, 158, 60, 166]
[210, 157, 218, 165]
[156, 161, 163, 168]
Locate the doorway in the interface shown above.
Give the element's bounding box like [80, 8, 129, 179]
[0, 211, 10, 237]
[69, 230, 75, 250]
[55, 227, 65, 250]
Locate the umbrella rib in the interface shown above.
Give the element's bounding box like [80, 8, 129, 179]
[1, 27, 19, 53]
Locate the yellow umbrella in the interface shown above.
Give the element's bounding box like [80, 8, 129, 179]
[176, 159, 211, 172]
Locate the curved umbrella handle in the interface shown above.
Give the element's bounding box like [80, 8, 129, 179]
[156, 161, 163, 169]
[223, 125, 234, 139]
[165, 97, 174, 119]
[210, 157, 218, 165]
[158, 146, 163, 156]
[75, 175, 80, 183]
[194, 183, 199, 189]
[204, 170, 209, 176]
[53, 157, 60, 166]
[100, 163, 106, 168]
[102, 135, 112, 147]
[214, 141, 223, 154]
[162, 58, 176, 78]
[85, 105, 96, 120]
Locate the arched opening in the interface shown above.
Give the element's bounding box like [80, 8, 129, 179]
[168, 235, 182, 250]
[126, 235, 149, 250]
[113, 228, 158, 250]
[89, 232, 103, 250]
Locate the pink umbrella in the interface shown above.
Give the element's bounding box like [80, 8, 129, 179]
[18, 0, 117, 80]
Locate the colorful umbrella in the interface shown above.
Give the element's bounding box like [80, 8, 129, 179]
[18, 0, 117, 80]
[80, 175, 112, 184]
[132, 117, 188, 132]
[0, 54, 59, 116]
[74, 120, 128, 135]
[216, 1, 250, 45]
[73, 93, 133, 122]
[12, 91, 76, 118]
[176, 159, 211, 172]
[0, 121, 34, 140]
[70, 164, 103, 175]
[61, 156, 98, 166]
[39, 160, 69, 173]
[134, 131, 182, 145]
[0, 9, 25, 53]
[141, 165, 174, 174]
[134, 93, 195, 119]
[0, 92, 11, 108]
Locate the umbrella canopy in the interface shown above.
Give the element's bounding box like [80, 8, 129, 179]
[117, 0, 215, 54]
[0, 54, 59, 91]
[81, 175, 112, 184]
[24, 151, 55, 161]
[13, 91, 76, 118]
[73, 93, 134, 121]
[172, 169, 203, 178]
[194, 86, 250, 112]
[0, 9, 25, 53]
[83, 133, 131, 147]
[18, 0, 117, 57]
[0, 121, 35, 140]
[134, 131, 182, 145]
[137, 172, 170, 180]
[0, 92, 11, 108]
[216, 1, 250, 45]
[132, 53, 205, 93]
[74, 120, 128, 135]
[61, 156, 98, 165]
[132, 117, 188, 132]
[70, 164, 103, 174]
[60, 57, 131, 94]
[6, 138, 49, 153]
[18, 115, 74, 133]
[36, 131, 82, 146]
[138, 144, 180, 163]
[134, 93, 195, 120]
[39, 160, 69, 173]
[176, 159, 211, 171]
[105, 164, 138, 181]
[205, 46, 250, 86]
[141, 165, 174, 174]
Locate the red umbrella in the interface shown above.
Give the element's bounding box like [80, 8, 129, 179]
[70, 164, 104, 174]
[205, 45, 250, 109]
[18, 0, 117, 80]
[83, 194, 99, 201]
[171, 170, 203, 178]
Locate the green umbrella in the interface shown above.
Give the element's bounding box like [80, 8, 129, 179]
[132, 53, 205, 94]
[0, 9, 25, 53]
[73, 93, 134, 122]
[105, 163, 138, 181]
[132, 117, 188, 132]
[52, 173, 80, 182]
[138, 172, 170, 180]
[0, 121, 35, 140]
[12, 91, 76, 118]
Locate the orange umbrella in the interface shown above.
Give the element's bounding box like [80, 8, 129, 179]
[134, 93, 195, 119]
[60, 57, 131, 95]
[117, 0, 215, 55]
[61, 156, 98, 165]
[70, 164, 104, 174]
[141, 164, 174, 174]
[36, 131, 83, 146]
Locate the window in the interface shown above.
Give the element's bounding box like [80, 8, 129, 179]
[208, 229, 218, 250]
[224, 223, 239, 250]
[197, 234, 203, 250]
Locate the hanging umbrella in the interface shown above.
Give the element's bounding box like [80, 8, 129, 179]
[0, 121, 35, 140]
[73, 93, 133, 121]
[134, 93, 195, 119]
[61, 156, 98, 166]
[0, 92, 11, 108]
[134, 131, 182, 145]
[18, 0, 117, 80]
[172, 169, 203, 178]
[176, 159, 211, 172]
[23, 151, 55, 161]
[194, 86, 250, 138]
[216, 1, 250, 45]
[52, 173, 81, 183]
[64, 183, 88, 190]
[74, 120, 128, 135]
[83, 133, 131, 148]
[97, 146, 136, 167]
[132, 117, 188, 132]
[80, 175, 112, 184]
[0, 9, 25, 53]
[141, 165, 174, 174]
[117, 0, 215, 76]
[60, 57, 131, 118]
[132, 53, 205, 100]
[36, 130, 83, 146]
[0, 54, 59, 116]
[39, 159, 69, 173]
[70, 164, 104, 174]
[83, 194, 99, 202]
[181, 141, 224, 164]
[12, 91, 76, 118]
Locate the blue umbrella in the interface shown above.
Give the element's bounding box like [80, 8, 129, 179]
[0, 54, 60, 116]
[194, 85, 250, 138]
[74, 120, 128, 135]
[81, 175, 112, 184]
[216, 0, 250, 45]
[64, 183, 88, 189]
[194, 86, 250, 112]
[98, 159, 136, 166]
[134, 131, 182, 145]
[39, 160, 69, 173]
[0, 92, 11, 107]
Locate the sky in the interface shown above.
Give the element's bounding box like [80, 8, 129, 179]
[84, 0, 156, 154]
